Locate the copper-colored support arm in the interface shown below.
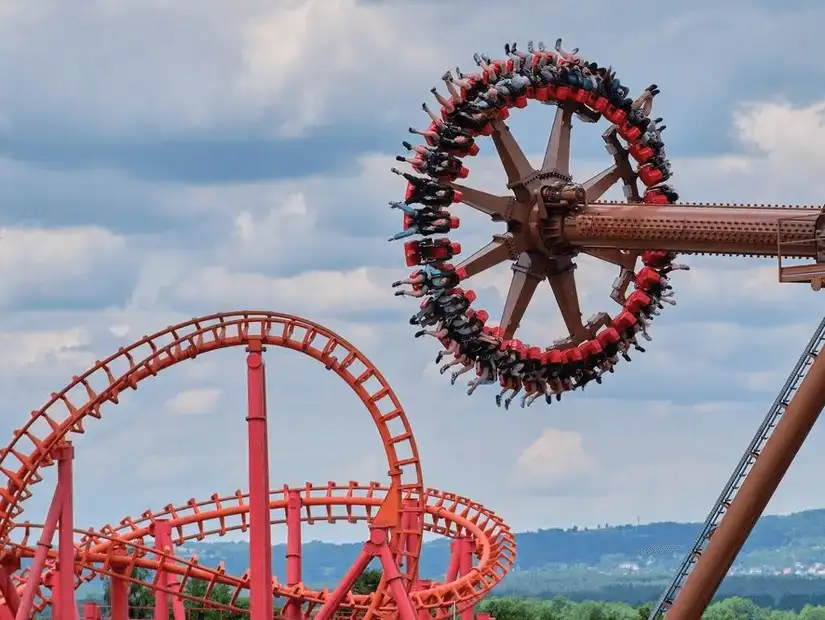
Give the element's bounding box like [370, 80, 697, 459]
[564, 203, 822, 257]
[666, 345, 825, 619]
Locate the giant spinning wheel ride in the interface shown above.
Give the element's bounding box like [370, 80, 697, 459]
[389, 40, 825, 619]
[0, 312, 515, 620]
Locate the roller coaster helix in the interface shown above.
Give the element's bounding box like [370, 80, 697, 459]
[0, 312, 515, 620]
[389, 38, 825, 410]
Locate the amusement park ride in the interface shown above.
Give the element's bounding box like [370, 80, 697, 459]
[0, 39, 823, 620]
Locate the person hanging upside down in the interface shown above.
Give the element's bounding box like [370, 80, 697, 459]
[554, 38, 580, 64]
[397, 142, 467, 181]
[391, 168, 462, 207]
[392, 266, 464, 298]
[387, 203, 457, 241]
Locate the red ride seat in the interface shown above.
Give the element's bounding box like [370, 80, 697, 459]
[579, 339, 603, 358]
[625, 290, 652, 314]
[597, 327, 621, 348]
[635, 266, 664, 290]
[571, 88, 589, 103]
[514, 94, 528, 108]
[543, 349, 563, 366]
[630, 143, 655, 164]
[642, 188, 670, 204]
[619, 121, 641, 142]
[589, 94, 608, 112]
[612, 311, 637, 332]
[604, 105, 627, 126]
[641, 250, 674, 268]
[639, 164, 664, 187]
[563, 347, 584, 364]
[404, 243, 421, 267]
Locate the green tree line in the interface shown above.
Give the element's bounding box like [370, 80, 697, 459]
[96, 568, 825, 619]
[99, 567, 384, 619]
[479, 596, 825, 620]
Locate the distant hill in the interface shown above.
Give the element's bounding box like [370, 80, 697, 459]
[165, 508, 825, 582]
[77, 508, 825, 608]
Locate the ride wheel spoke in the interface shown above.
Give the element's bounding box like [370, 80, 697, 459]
[546, 258, 587, 343]
[489, 119, 534, 202]
[457, 234, 520, 279]
[541, 104, 574, 176]
[499, 251, 547, 339]
[582, 165, 622, 202]
[451, 184, 513, 221]
[602, 127, 641, 202]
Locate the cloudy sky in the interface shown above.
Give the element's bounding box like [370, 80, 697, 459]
[2, 0, 825, 552]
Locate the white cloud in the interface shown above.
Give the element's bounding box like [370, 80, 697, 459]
[165, 388, 222, 416]
[238, 0, 445, 137]
[0, 327, 93, 370]
[4, 6, 825, 544]
[515, 429, 597, 494]
[735, 101, 825, 164]
[167, 265, 402, 314]
[0, 225, 124, 273]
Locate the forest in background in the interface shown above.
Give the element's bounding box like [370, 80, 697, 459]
[76, 568, 825, 619]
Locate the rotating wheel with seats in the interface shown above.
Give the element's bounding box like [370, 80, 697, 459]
[390, 40, 686, 406]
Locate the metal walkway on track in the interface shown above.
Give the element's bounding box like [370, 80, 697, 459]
[648, 315, 825, 619]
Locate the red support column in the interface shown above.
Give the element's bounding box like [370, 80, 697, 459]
[412, 580, 432, 620]
[56, 443, 76, 620]
[153, 520, 184, 620]
[165, 577, 186, 620]
[82, 602, 101, 620]
[458, 537, 475, 620]
[109, 550, 129, 620]
[282, 490, 303, 620]
[246, 339, 273, 620]
[446, 540, 460, 583]
[46, 573, 59, 620]
[375, 530, 417, 620]
[16, 471, 65, 620]
[0, 565, 21, 619]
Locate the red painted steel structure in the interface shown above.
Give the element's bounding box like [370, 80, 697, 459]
[0, 312, 513, 620]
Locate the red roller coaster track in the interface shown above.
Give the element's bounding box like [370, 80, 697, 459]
[3, 37, 825, 620]
[0, 311, 514, 620]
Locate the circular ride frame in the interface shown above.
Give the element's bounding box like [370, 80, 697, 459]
[392, 41, 825, 407]
[389, 40, 825, 619]
[0, 311, 514, 620]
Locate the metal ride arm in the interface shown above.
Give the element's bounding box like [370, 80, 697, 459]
[648, 315, 825, 620]
[564, 202, 822, 257]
